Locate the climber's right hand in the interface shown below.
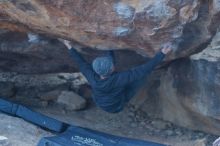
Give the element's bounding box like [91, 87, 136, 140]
[58, 38, 72, 50]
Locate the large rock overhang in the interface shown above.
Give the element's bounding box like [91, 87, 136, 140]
[0, 0, 219, 59]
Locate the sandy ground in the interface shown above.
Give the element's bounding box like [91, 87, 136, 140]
[0, 113, 52, 146]
[36, 102, 218, 146]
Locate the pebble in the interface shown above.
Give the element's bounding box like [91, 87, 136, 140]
[128, 111, 135, 116]
[198, 132, 205, 137]
[0, 136, 8, 141]
[175, 129, 182, 136]
[131, 123, 138, 128]
[135, 115, 140, 119]
[144, 124, 155, 131]
[127, 117, 133, 123]
[61, 109, 67, 114]
[140, 121, 146, 127]
[154, 129, 161, 133]
[40, 101, 48, 107]
[128, 131, 133, 135]
[165, 130, 174, 136]
[151, 120, 167, 130]
[147, 131, 153, 135]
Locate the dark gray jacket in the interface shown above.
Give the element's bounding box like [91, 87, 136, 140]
[69, 48, 165, 113]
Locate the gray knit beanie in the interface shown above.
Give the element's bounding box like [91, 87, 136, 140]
[92, 56, 114, 76]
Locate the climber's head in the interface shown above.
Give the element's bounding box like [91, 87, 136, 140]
[92, 56, 114, 78]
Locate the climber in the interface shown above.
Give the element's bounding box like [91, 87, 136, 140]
[60, 39, 172, 113]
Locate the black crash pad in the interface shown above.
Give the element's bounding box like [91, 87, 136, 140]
[0, 98, 68, 132]
[38, 126, 166, 146]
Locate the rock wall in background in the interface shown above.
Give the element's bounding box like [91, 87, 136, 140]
[0, 0, 220, 58]
[131, 32, 220, 135]
[0, 30, 77, 73]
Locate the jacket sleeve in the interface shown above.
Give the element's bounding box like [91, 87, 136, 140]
[68, 48, 95, 83]
[113, 52, 165, 87]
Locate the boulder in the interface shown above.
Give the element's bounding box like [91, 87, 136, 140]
[40, 90, 61, 101]
[56, 91, 87, 111]
[0, 72, 86, 99]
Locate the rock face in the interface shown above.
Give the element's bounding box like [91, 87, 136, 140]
[0, 0, 220, 136]
[132, 32, 220, 135]
[0, 0, 219, 58]
[158, 58, 220, 135]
